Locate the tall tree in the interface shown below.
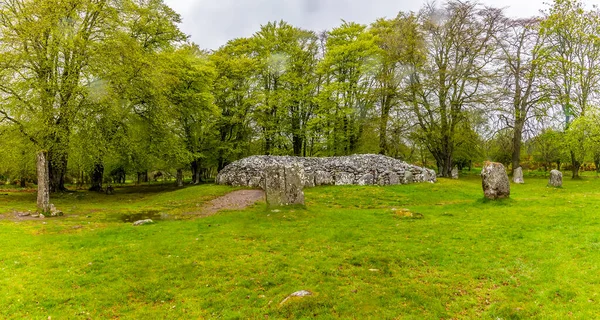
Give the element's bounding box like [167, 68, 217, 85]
[496, 17, 547, 174]
[0, 0, 184, 211]
[408, 1, 502, 177]
[370, 13, 425, 156]
[540, 0, 600, 178]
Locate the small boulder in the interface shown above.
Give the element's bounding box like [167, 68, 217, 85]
[280, 290, 312, 305]
[481, 162, 510, 200]
[264, 163, 305, 207]
[451, 166, 459, 179]
[133, 219, 154, 226]
[549, 170, 563, 188]
[513, 167, 525, 184]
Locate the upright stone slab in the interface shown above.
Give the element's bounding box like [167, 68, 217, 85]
[513, 167, 524, 184]
[481, 162, 510, 200]
[264, 163, 305, 207]
[451, 166, 459, 179]
[549, 170, 563, 188]
[36, 151, 50, 213]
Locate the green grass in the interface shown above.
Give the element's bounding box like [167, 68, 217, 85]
[2, 177, 600, 319]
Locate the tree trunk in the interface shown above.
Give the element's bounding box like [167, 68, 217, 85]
[379, 100, 391, 155]
[48, 151, 68, 192]
[571, 151, 580, 179]
[512, 121, 524, 175]
[36, 151, 50, 213]
[191, 160, 199, 184]
[176, 169, 184, 187]
[89, 163, 104, 192]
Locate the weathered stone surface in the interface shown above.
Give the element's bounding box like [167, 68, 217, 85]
[335, 172, 355, 185]
[451, 166, 459, 179]
[549, 170, 563, 188]
[264, 163, 305, 207]
[513, 167, 524, 184]
[481, 162, 510, 200]
[133, 219, 154, 226]
[357, 173, 374, 186]
[36, 151, 50, 213]
[280, 290, 313, 305]
[217, 154, 437, 188]
[403, 171, 414, 184]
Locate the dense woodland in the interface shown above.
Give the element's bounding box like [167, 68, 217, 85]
[0, 0, 599, 201]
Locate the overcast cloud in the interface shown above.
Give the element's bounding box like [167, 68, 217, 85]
[163, 0, 553, 50]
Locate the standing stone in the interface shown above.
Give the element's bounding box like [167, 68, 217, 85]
[549, 170, 563, 188]
[264, 163, 305, 207]
[36, 151, 50, 213]
[451, 166, 459, 179]
[513, 167, 524, 184]
[481, 162, 510, 200]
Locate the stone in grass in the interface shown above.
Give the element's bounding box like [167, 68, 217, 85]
[280, 290, 312, 305]
[481, 162, 510, 200]
[549, 170, 563, 188]
[49, 204, 63, 217]
[264, 163, 305, 208]
[451, 166, 459, 179]
[133, 219, 154, 226]
[513, 167, 525, 184]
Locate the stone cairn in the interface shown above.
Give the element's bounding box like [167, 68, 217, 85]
[264, 163, 305, 207]
[549, 170, 563, 188]
[481, 162, 510, 200]
[216, 154, 437, 188]
[513, 167, 524, 184]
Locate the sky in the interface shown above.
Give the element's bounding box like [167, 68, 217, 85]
[163, 0, 552, 50]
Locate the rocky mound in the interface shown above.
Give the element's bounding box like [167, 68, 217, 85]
[216, 154, 437, 188]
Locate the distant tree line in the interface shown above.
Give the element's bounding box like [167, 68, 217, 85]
[1, 0, 600, 210]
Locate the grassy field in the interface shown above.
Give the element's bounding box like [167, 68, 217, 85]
[2, 175, 600, 319]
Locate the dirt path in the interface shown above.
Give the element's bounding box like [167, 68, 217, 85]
[196, 189, 265, 217]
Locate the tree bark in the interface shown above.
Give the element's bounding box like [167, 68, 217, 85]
[48, 151, 68, 192]
[89, 163, 104, 192]
[570, 151, 580, 179]
[512, 121, 524, 175]
[176, 169, 184, 187]
[191, 160, 199, 184]
[36, 151, 50, 213]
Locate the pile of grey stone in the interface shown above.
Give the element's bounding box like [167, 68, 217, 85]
[216, 154, 437, 188]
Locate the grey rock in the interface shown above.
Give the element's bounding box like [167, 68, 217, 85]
[549, 170, 563, 188]
[357, 173, 374, 186]
[280, 290, 313, 305]
[133, 219, 154, 226]
[403, 171, 414, 184]
[481, 162, 510, 200]
[303, 172, 316, 188]
[451, 166, 459, 179]
[216, 154, 437, 188]
[378, 171, 399, 186]
[335, 172, 355, 185]
[264, 163, 305, 207]
[513, 167, 524, 184]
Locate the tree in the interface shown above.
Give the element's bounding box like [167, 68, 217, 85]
[370, 13, 425, 156]
[540, 0, 600, 178]
[0, 0, 184, 211]
[316, 21, 380, 156]
[496, 17, 547, 173]
[408, 1, 503, 177]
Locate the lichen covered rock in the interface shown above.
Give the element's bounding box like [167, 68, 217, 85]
[549, 170, 562, 188]
[264, 163, 305, 207]
[481, 162, 510, 200]
[513, 167, 524, 184]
